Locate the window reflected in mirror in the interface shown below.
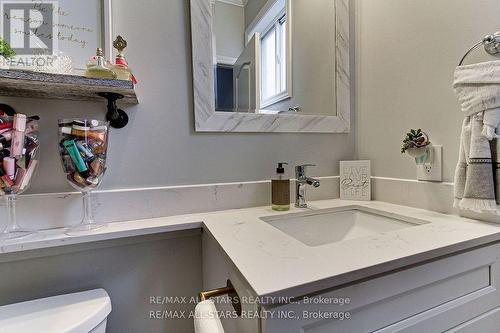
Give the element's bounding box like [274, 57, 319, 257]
[261, 12, 287, 106]
[212, 0, 337, 116]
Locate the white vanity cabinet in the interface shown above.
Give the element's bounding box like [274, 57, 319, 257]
[202, 231, 261, 333]
[261, 243, 500, 333]
[203, 221, 500, 333]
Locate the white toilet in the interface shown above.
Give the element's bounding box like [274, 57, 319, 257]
[0, 289, 112, 333]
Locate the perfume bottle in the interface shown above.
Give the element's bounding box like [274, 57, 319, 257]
[85, 48, 117, 80]
[111, 36, 137, 83]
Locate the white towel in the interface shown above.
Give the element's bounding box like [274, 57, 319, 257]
[194, 300, 225, 333]
[453, 61, 500, 214]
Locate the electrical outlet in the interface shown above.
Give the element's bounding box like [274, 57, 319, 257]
[417, 145, 442, 182]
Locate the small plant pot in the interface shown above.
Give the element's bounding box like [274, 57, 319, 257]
[406, 146, 431, 165]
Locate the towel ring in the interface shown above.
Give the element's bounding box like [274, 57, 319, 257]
[459, 31, 500, 66]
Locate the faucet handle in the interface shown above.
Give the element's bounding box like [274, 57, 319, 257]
[296, 164, 316, 169]
[295, 164, 316, 177]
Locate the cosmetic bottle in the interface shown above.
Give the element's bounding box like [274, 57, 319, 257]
[60, 127, 106, 142]
[112, 54, 132, 81]
[85, 48, 117, 80]
[10, 113, 26, 158]
[0, 166, 13, 188]
[3, 157, 15, 180]
[63, 140, 89, 177]
[0, 130, 12, 149]
[111, 36, 137, 83]
[272, 162, 290, 211]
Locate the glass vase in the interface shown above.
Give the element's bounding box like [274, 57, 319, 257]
[58, 119, 108, 235]
[0, 114, 40, 240]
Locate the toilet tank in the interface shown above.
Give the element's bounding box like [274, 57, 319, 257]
[0, 289, 112, 333]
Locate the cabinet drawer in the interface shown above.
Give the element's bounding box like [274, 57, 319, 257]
[262, 243, 500, 333]
[445, 306, 500, 333]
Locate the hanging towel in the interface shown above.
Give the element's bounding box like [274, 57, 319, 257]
[194, 300, 225, 333]
[453, 60, 500, 214]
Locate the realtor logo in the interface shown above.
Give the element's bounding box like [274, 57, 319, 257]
[1, 1, 58, 55]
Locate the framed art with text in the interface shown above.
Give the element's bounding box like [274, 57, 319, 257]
[340, 160, 371, 201]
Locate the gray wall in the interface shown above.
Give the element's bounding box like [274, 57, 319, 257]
[214, 2, 245, 60]
[0, 232, 202, 333]
[245, 0, 268, 27]
[262, 0, 337, 116]
[7, 0, 354, 195]
[355, 0, 500, 182]
[0, 2, 354, 332]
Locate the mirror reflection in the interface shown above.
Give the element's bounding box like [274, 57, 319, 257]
[212, 0, 337, 116]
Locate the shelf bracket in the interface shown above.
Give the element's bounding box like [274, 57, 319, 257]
[98, 92, 129, 129]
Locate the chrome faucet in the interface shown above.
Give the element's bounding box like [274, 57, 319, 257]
[295, 164, 321, 208]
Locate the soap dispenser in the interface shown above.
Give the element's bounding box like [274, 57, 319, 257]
[272, 162, 290, 211]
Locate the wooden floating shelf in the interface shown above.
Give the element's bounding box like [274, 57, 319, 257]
[0, 69, 138, 104]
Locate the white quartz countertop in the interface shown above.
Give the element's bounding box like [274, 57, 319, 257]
[2, 200, 500, 302]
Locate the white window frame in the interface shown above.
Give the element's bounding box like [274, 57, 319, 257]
[260, 11, 289, 108]
[245, 0, 292, 109]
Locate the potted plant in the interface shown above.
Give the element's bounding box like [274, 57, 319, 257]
[401, 129, 431, 158]
[0, 37, 15, 69]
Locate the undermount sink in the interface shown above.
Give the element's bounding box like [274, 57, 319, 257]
[261, 207, 427, 247]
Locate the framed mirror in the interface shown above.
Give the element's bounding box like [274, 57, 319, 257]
[1, 0, 112, 74]
[191, 0, 350, 133]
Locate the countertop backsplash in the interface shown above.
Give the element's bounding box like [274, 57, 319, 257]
[0, 177, 340, 231]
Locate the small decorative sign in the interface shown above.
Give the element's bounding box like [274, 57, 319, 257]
[340, 160, 371, 201]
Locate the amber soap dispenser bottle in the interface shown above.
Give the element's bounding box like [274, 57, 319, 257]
[272, 162, 290, 211]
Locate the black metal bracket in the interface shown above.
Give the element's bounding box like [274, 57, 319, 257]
[98, 92, 129, 129]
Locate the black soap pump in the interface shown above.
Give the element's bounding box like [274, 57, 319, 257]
[272, 162, 290, 211]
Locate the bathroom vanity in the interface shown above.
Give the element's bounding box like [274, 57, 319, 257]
[3, 199, 499, 333]
[257, 243, 500, 332]
[200, 201, 500, 333]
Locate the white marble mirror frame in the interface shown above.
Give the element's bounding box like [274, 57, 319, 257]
[190, 0, 350, 133]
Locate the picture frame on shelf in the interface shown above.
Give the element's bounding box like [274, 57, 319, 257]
[1, 0, 112, 74]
